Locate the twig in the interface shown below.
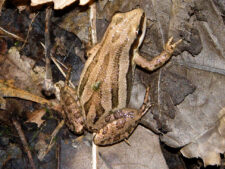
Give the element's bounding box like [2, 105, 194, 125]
[90, 2, 97, 44]
[98, 152, 113, 169]
[49, 120, 64, 145]
[38, 120, 65, 161]
[56, 143, 60, 169]
[90, 2, 98, 169]
[40, 42, 75, 88]
[51, 55, 75, 88]
[92, 141, 97, 169]
[43, 7, 54, 95]
[21, 12, 39, 49]
[0, 26, 25, 42]
[12, 118, 36, 169]
[0, 80, 50, 105]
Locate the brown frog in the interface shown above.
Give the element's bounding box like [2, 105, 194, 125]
[60, 8, 182, 145]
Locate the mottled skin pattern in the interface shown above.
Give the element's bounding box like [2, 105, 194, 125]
[93, 87, 151, 145]
[61, 9, 182, 145]
[60, 85, 84, 134]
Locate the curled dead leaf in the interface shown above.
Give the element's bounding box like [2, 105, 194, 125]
[180, 107, 225, 166]
[31, 0, 91, 9]
[26, 109, 46, 128]
[0, 80, 50, 105]
[218, 108, 225, 137]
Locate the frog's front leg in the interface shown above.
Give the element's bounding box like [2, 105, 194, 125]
[93, 88, 151, 145]
[133, 37, 182, 71]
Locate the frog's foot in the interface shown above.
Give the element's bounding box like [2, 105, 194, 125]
[133, 37, 182, 71]
[164, 37, 182, 54]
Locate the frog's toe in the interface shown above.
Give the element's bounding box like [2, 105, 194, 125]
[165, 37, 182, 53]
[171, 39, 182, 48]
[167, 37, 173, 45]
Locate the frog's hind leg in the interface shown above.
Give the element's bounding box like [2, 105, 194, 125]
[59, 67, 84, 134]
[93, 87, 151, 145]
[133, 37, 182, 71]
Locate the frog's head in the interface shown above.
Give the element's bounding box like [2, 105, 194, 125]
[108, 8, 146, 48]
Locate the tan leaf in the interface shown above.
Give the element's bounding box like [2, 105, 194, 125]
[0, 0, 5, 15]
[31, 0, 91, 9]
[180, 108, 225, 166]
[60, 126, 169, 169]
[26, 109, 46, 127]
[0, 80, 50, 105]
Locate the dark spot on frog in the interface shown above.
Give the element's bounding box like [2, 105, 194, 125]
[113, 134, 121, 142]
[105, 115, 111, 122]
[65, 97, 74, 105]
[102, 126, 108, 135]
[116, 119, 126, 129]
[114, 110, 124, 119]
[88, 126, 94, 131]
[113, 110, 120, 119]
[154, 63, 160, 69]
[99, 139, 106, 145]
[111, 32, 120, 43]
[92, 81, 101, 91]
[114, 15, 123, 25]
[74, 110, 81, 118]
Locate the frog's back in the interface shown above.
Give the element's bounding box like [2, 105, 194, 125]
[78, 39, 133, 130]
[77, 8, 142, 130]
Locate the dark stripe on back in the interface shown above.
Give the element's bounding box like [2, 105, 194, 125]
[79, 53, 100, 97]
[111, 43, 126, 108]
[79, 29, 111, 97]
[84, 52, 111, 124]
[97, 52, 110, 118]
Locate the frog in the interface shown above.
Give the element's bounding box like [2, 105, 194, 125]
[60, 8, 182, 145]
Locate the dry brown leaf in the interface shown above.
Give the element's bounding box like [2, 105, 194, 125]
[31, 0, 91, 9]
[31, 0, 52, 6]
[8, 47, 34, 70]
[0, 47, 45, 96]
[34, 133, 50, 160]
[58, 8, 90, 43]
[60, 126, 169, 169]
[180, 108, 225, 166]
[0, 80, 50, 105]
[0, 0, 5, 15]
[26, 109, 46, 127]
[98, 126, 169, 169]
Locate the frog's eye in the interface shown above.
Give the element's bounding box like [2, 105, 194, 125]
[136, 29, 142, 36]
